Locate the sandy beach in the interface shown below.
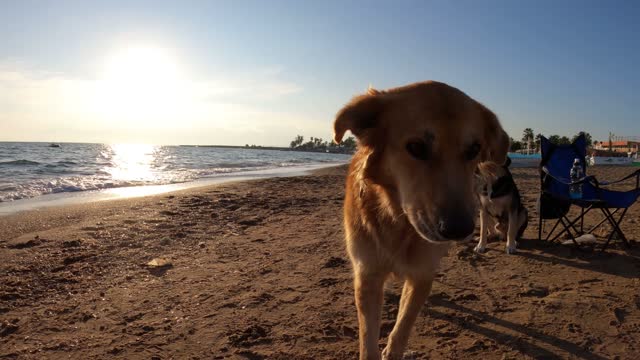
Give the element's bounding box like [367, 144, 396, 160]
[1, 165, 640, 359]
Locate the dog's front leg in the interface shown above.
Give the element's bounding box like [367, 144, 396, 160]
[505, 209, 519, 254]
[382, 275, 434, 360]
[475, 209, 490, 253]
[355, 270, 386, 360]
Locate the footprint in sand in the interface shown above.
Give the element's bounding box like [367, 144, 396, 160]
[318, 278, 340, 287]
[451, 293, 480, 302]
[7, 236, 43, 249]
[80, 226, 104, 232]
[322, 256, 347, 269]
[612, 307, 627, 323]
[228, 324, 272, 347]
[61, 239, 82, 248]
[518, 286, 550, 298]
[249, 292, 275, 305]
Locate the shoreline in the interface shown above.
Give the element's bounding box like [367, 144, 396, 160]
[0, 162, 347, 216]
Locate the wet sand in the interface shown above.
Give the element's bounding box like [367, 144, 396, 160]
[1, 165, 640, 359]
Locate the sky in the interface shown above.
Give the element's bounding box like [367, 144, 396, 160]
[1, 0, 639, 146]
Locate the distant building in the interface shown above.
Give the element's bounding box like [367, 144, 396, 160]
[593, 139, 640, 153]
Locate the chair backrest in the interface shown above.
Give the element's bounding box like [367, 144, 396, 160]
[538, 134, 587, 219]
[540, 134, 587, 180]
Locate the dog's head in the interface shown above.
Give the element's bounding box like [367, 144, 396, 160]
[476, 157, 511, 187]
[334, 81, 509, 243]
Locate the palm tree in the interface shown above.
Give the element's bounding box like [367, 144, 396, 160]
[521, 128, 534, 154]
[522, 128, 534, 143]
[534, 133, 543, 152]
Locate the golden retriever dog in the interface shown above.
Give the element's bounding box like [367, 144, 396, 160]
[333, 81, 509, 359]
[475, 157, 528, 254]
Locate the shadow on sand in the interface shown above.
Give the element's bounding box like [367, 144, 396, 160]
[516, 238, 640, 279]
[428, 297, 609, 360]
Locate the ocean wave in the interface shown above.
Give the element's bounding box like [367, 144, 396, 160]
[211, 161, 272, 169]
[195, 167, 260, 177]
[0, 159, 41, 166]
[55, 160, 79, 167]
[0, 177, 142, 202]
[0, 143, 351, 202]
[0, 169, 205, 202]
[0, 162, 342, 202]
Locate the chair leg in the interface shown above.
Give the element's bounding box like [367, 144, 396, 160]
[570, 205, 594, 235]
[558, 217, 580, 248]
[547, 219, 563, 242]
[550, 205, 594, 242]
[601, 208, 630, 252]
[585, 208, 619, 235]
[612, 208, 630, 247]
[551, 211, 588, 243]
[538, 215, 543, 241]
[601, 217, 618, 253]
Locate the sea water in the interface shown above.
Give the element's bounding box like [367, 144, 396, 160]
[0, 142, 351, 204]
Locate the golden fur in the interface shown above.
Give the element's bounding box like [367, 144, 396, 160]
[334, 81, 509, 359]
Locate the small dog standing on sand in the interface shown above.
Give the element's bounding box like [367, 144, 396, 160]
[334, 81, 509, 360]
[474, 157, 528, 254]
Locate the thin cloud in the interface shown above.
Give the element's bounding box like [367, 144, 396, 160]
[0, 61, 312, 145]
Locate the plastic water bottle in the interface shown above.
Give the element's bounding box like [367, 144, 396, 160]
[569, 158, 583, 199]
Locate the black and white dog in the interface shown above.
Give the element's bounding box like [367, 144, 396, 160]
[475, 157, 528, 254]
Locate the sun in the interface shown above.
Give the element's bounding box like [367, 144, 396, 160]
[94, 46, 188, 121]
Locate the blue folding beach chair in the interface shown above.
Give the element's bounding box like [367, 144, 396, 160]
[538, 134, 640, 250]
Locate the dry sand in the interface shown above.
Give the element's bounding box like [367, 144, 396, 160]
[1, 165, 640, 359]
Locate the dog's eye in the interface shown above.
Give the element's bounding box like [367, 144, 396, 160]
[406, 140, 431, 160]
[464, 142, 481, 161]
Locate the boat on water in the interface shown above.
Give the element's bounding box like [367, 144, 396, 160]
[49, 143, 60, 148]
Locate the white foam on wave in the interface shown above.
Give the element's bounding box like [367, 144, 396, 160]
[0, 161, 347, 215]
[0, 143, 352, 203]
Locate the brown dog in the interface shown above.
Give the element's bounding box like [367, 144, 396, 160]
[334, 81, 509, 359]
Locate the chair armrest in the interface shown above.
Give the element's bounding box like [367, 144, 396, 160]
[541, 166, 597, 186]
[598, 169, 640, 186]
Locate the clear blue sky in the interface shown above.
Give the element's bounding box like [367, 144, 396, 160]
[1, 0, 638, 145]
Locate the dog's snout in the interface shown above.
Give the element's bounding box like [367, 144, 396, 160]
[437, 210, 475, 240]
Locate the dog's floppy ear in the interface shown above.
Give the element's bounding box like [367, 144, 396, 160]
[333, 92, 385, 145]
[478, 103, 509, 164]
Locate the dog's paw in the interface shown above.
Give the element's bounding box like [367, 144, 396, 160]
[505, 244, 517, 254]
[474, 244, 486, 253]
[381, 348, 402, 360]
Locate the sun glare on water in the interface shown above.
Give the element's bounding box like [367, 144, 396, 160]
[95, 46, 188, 121]
[105, 143, 158, 182]
[101, 143, 186, 198]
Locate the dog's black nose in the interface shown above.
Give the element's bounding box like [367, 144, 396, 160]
[437, 212, 475, 240]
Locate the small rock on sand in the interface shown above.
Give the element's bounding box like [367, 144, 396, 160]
[147, 258, 172, 268]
